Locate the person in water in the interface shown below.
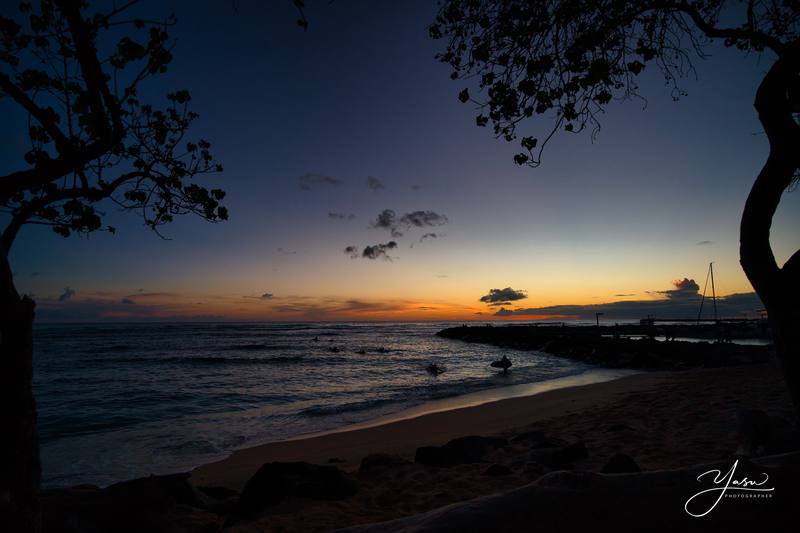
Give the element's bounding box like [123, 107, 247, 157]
[491, 355, 512, 373]
[426, 363, 444, 375]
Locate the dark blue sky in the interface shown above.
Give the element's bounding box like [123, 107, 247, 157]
[4, 0, 797, 320]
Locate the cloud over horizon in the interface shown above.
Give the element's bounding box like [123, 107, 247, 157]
[480, 287, 528, 306]
[661, 277, 701, 299]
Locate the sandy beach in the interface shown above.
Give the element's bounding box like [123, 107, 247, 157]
[186, 360, 797, 532]
[192, 369, 654, 490]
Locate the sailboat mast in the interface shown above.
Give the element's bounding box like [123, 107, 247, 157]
[710, 262, 718, 322]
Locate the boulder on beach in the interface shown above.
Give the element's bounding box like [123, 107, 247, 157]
[415, 435, 508, 467]
[42, 473, 222, 533]
[233, 462, 357, 519]
[527, 440, 588, 469]
[510, 429, 566, 449]
[482, 464, 513, 477]
[359, 453, 410, 473]
[601, 453, 640, 473]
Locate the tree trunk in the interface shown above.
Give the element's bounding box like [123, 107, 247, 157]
[740, 41, 800, 423]
[0, 246, 41, 533]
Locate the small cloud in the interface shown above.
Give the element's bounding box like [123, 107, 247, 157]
[494, 307, 514, 316]
[261, 293, 274, 300]
[400, 211, 448, 228]
[58, 287, 75, 302]
[614, 293, 635, 297]
[344, 245, 359, 258]
[361, 241, 397, 261]
[420, 232, 439, 242]
[411, 185, 421, 191]
[696, 240, 714, 246]
[371, 209, 402, 237]
[297, 173, 341, 190]
[662, 277, 700, 299]
[276, 247, 297, 255]
[480, 287, 528, 306]
[31, 271, 40, 277]
[329, 212, 356, 221]
[121, 298, 136, 305]
[371, 209, 448, 238]
[367, 176, 385, 191]
[436, 274, 449, 278]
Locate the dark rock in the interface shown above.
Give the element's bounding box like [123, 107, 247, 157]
[328, 457, 344, 464]
[443, 435, 508, 462]
[195, 485, 239, 514]
[765, 416, 800, 455]
[234, 462, 357, 518]
[737, 408, 771, 455]
[482, 464, 513, 477]
[92, 473, 209, 512]
[522, 462, 549, 479]
[601, 453, 640, 473]
[606, 423, 634, 432]
[512, 430, 566, 449]
[42, 473, 222, 533]
[414, 446, 449, 467]
[196, 485, 238, 501]
[511, 430, 545, 443]
[415, 436, 508, 467]
[527, 448, 564, 468]
[359, 453, 409, 472]
[552, 441, 588, 464]
[528, 441, 588, 469]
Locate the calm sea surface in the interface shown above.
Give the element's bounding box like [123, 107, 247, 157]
[33, 322, 594, 487]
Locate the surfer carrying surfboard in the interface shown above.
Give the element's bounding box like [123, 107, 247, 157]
[490, 355, 512, 373]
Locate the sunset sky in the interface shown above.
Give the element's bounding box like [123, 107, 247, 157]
[4, 0, 798, 322]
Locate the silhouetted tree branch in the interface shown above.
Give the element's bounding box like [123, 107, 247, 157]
[0, 1, 227, 530]
[0, 0, 227, 254]
[431, 0, 800, 419]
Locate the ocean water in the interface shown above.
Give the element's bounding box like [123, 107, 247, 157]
[33, 322, 594, 488]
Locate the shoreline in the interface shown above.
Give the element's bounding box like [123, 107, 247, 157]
[45, 360, 797, 532]
[191, 367, 666, 490]
[246, 366, 640, 446]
